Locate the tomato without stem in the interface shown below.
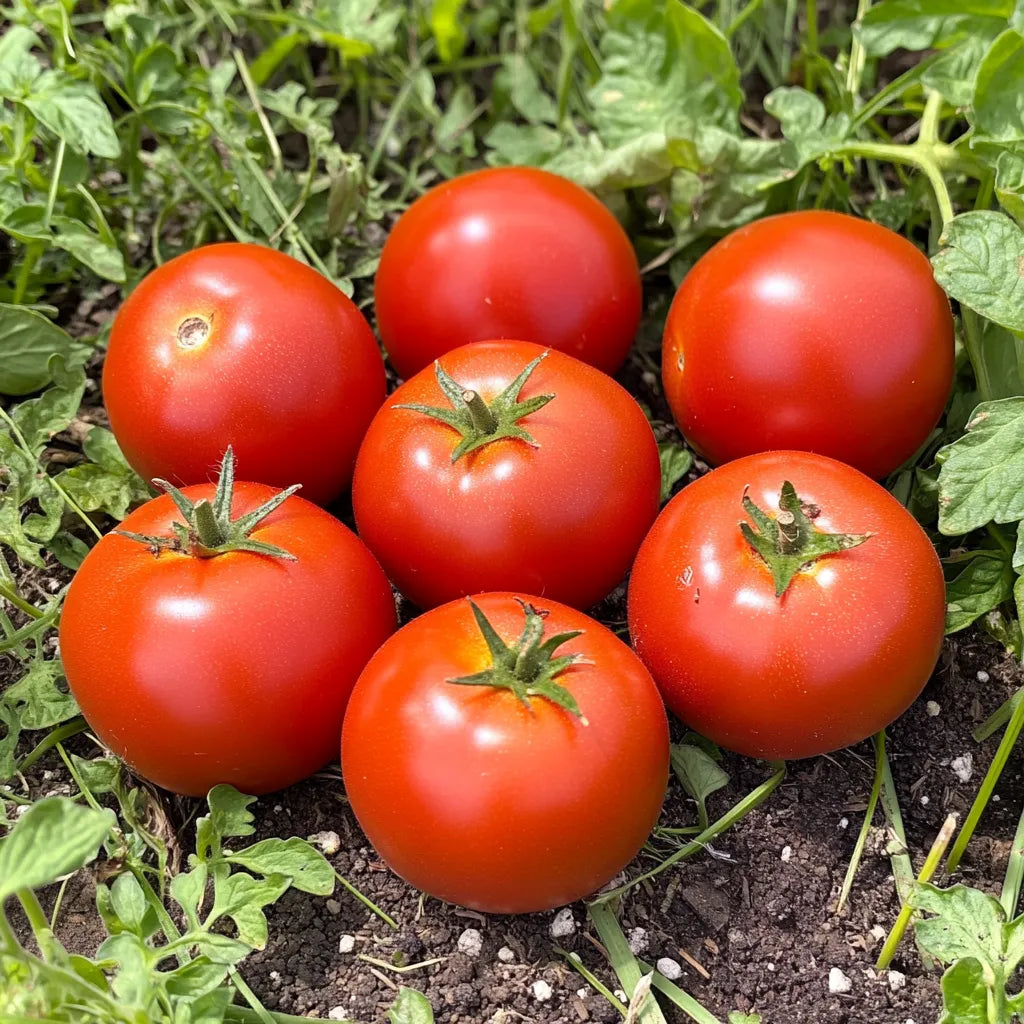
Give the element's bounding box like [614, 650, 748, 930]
[103, 243, 386, 506]
[374, 167, 642, 378]
[341, 593, 669, 913]
[662, 211, 954, 479]
[352, 340, 661, 610]
[627, 451, 945, 760]
[60, 461, 396, 796]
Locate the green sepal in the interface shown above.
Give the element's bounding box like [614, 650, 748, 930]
[740, 481, 871, 598]
[116, 447, 300, 560]
[395, 353, 555, 463]
[447, 599, 588, 722]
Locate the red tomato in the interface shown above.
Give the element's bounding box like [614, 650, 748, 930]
[627, 451, 945, 760]
[341, 593, 669, 913]
[662, 211, 954, 479]
[103, 243, 386, 506]
[374, 167, 642, 378]
[59, 474, 395, 796]
[351, 340, 660, 610]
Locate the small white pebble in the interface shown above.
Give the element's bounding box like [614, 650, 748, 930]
[642, 371, 658, 386]
[328, 1008, 348, 1021]
[888, 970, 907, 992]
[42, 770, 53, 781]
[781, 845, 793, 862]
[767, 962, 776, 971]
[532, 980, 553, 1002]
[325, 899, 341, 915]
[273, 804, 283, 812]
[550, 908, 576, 939]
[497, 946, 515, 963]
[994, 794, 1001, 802]
[951, 753, 974, 784]
[926, 701, 941, 717]
[977, 670, 990, 683]
[577, 987, 589, 999]
[628, 927, 649, 954]
[457, 928, 483, 958]
[920, 795, 930, 806]
[656, 957, 682, 980]
[269, 970, 280, 981]
[838, 818, 849, 830]
[338, 934, 356, 954]
[829, 967, 853, 994]
[614, 990, 628, 1002]
[309, 830, 341, 855]
[869, 925, 887, 942]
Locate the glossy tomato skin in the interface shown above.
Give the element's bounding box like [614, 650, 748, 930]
[662, 211, 954, 479]
[627, 452, 945, 760]
[103, 243, 386, 506]
[341, 593, 670, 913]
[374, 168, 642, 378]
[59, 484, 396, 796]
[351, 340, 661, 610]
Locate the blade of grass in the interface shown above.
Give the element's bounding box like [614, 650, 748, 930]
[334, 871, 398, 930]
[974, 686, 1024, 743]
[876, 730, 915, 903]
[999, 795, 1024, 919]
[558, 946, 628, 1019]
[637, 959, 724, 1024]
[837, 730, 885, 912]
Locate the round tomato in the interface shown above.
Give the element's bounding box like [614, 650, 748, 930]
[59, 455, 396, 796]
[374, 167, 642, 378]
[627, 451, 945, 760]
[341, 593, 669, 913]
[352, 340, 660, 610]
[662, 210, 954, 479]
[103, 243, 386, 506]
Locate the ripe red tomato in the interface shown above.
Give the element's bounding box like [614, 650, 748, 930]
[351, 340, 660, 610]
[103, 243, 386, 506]
[60, 468, 396, 796]
[374, 167, 642, 378]
[341, 593, 669, 913]
[627, 451, 945, 760]
[662, 210, 954, 479]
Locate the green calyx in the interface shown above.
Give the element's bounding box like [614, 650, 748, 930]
[448, 598, 589, 723]
[740, 480, 871, 598]
[118, 447, 300, 560]
[396, 353, 554, 463]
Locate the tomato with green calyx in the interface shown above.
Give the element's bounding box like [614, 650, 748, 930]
[103, 243, 386, 506]
[662, 210, 954, 479]
[374, 167, 642, 379]
[341, 593, 669, 914]
[59, 449, 396, 797]
[351, 340, 661, 611]
[627, 451, 945, 760]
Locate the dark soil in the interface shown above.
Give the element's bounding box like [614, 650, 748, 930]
[10, 628, 1021, 1024]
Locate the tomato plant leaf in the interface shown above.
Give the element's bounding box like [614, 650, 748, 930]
[0, 306, 73, 396]
[10, 358, 87, 456]
[194, 786, 257, 864]
[24, 72, 121, 159]
[108, 873, 157, 938]
[931, 211, 1024, 335]
[856, 0, 1014, 58]
[944, 549, 1015, 632]
[56, 427, 151, 521]
[207, 870, 291, 949]
[0, 797, 113, 900]
[0, 703, 21, 784]
[936, 397, 1024, 534]
[972, 29, 1024, 144]
[389, 986, 435, 1024]
[921, 36, 990, 106]
[2, 659, 78, 730]
[670, 741, 729, 829]
[658, 442, 691, 504]
[225, 837, 335, 896]
[937, 958, 991, 1024]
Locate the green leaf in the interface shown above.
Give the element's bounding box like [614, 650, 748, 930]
[208, 870, 290, 949]
[728, 1015, 762, 1024]
[0, 797, 113, 899]
[109, 872, 156, 937]
[764, 86, 825, 140]
[932, 211, 1024, 334]
[24, 72, 121, 158]
[10, 358, 87, 455]
[430, 0, 468, 63]
[911, 882, 1006, 965]
[164, 957, 231, 1000]
[170, 865, 208, 929]
[670, 742, 729, 825]
[389, 987, 435, 1024]
[995, 150, 1024, 226]
[658, 441, 692, 503]
[0, 26, 41, 94]
[936, 397, 1024, 533]
[2, 659, 78, 729]
[226, 837, 335, 895]
[944, 550, 1015, 632]
[194, 786, 257, 864]
[498, 54, 557, 124]
[70, 754, 121, 795]
[57, 427, 150, 520]
[857, 0, 1014, 57]
[98, 931, 155, 1009]
[0, 305, 73, 396]
[50, 216, 126, 283]
[921, 35, 990, 105]
[938, 959, 990, 1024]
[972, 29, 1024, 143]
[183, 930, 251, 966]
[0, 703, 21, 784]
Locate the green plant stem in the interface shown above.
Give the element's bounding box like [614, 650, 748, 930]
[0, 905, 23, 952]
[917, 90, 943, 147]
[963, 308, 995, 403]
[593, 761, 786, 902]
[16, 717, 88, 776]
[837, 730, 885, 912]
[16, 888, 64, 963]
[229, 967, 276, 1024]
[44, 140, 66, 229]
[803, 0, 818, 90]
[726, 0, 764, 37]
[1000, 795, 1024, 919]
[876, 814, 957, 971]
[845, 0, 871, 96]
[877, 731, 915, 903]
[948, 694, 1024, 872]
[0, 582, 44, 620]
[232, 48, 282, 172]
[12, 243, 43, 305]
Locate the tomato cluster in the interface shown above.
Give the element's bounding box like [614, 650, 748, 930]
[60, 166, 950, 915]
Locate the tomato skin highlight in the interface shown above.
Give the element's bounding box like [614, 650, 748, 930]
[374, 167, 642, 378]
[59, 484, 396, 797]
[341, 593, 670, 914]
[627, 451, 946, 760]
[351, 340, 661, 611]
[662, 210, 954, 479]
[103, 243, 386, 506]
